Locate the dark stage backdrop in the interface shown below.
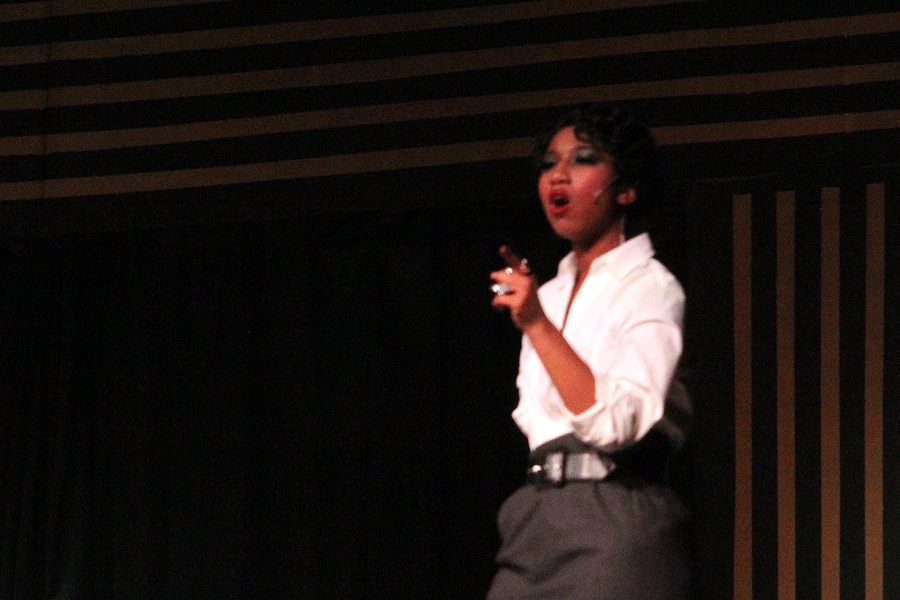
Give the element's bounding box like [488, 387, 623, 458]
[2, 2, 899, 600]
[0, 206, 545, 599]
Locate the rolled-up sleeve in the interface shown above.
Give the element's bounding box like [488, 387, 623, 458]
[566, 270, 684, 450]
[511, 234, 687, 452]
[570, 315, 682, 450]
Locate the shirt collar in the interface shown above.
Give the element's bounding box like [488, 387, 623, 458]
[557, 232, 655, 282]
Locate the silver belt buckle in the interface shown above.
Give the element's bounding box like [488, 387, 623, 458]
[528, 452, 566, 486]
[529, 450, 614, 486]
[543, 451, 565, 485]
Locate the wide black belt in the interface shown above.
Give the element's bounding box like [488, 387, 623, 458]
[527, 431, 673, 487]
[527, 450, 615, 486]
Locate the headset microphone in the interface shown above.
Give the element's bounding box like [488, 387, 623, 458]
[593, 179, 618, 204]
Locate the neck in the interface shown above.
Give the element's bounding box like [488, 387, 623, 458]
[571, 218, 627, 275]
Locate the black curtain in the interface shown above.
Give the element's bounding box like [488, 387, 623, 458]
[1, 202, 568, 600]
[0, 177, 727, 599]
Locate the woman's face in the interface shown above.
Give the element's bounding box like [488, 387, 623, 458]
[537, 126, 631, 250]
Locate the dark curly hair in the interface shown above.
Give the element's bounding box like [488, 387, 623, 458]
[533, 103, 661, 236]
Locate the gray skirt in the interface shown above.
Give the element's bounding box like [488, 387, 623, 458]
[486, 436, 693, 600]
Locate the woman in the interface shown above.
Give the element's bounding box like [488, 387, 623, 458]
[487, 104, 693, 600]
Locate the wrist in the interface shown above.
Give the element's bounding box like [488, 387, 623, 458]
[522, 314, 556, 339]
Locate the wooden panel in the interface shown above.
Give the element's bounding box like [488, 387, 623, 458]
[820, 186, 841, 600]
[733, 192, 753, 600]
[865, 183, 885, 600]
[0, 3, 898, 213]
[777, 190, 796, 600]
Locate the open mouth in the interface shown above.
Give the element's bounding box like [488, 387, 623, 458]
[548, 195, 570, 214]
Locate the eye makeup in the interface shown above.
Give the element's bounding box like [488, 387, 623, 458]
[540, 146, 603, 171]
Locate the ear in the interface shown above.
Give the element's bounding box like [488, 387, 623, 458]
[616, 187, 636, 207]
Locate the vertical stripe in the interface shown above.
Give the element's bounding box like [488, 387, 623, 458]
[838, 183, 867, 600]
[881, 175, 900, 600]
[733, 192, 753, 600]
[794, 185, 822, 600]
[776, 190, 796, 600]
[751, 188, 778, 600]
[865, 183, 885, 600]
[820, 187, 841, 600]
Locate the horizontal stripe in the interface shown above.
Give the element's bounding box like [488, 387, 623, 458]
[6, 71, 897, 142]
[0, 137, 533, 200]
[0, 0, 698, 25]
[1, 13, 897, 100]
[1, 107, 898, 186]
[654, 109, 900, 144]
[2, 6, 896, 66]
[2, 27, 898, 110]
[4, 62, 899, 156]
[0, 0, 701, 44]
[0, 0, 227, 22]
[1, 109, 896, 200]
[3, 95, 893, 180]
[0, 2, 724, 56]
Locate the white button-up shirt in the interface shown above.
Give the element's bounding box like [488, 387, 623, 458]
[513, 233, 687, 452]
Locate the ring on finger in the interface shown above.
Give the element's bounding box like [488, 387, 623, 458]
[491, 282, 514, 295]
[519, 258, 531, 275]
